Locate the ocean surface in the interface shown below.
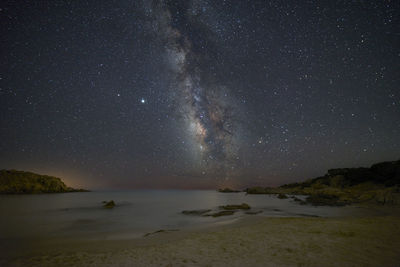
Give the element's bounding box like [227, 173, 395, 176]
[0, 190, 355, 242]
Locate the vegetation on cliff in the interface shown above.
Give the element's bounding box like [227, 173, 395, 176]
[0, 169, 88, 194]
[246, 160, 400, 206]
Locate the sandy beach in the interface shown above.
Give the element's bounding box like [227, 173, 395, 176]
[3, 206, 400, 267]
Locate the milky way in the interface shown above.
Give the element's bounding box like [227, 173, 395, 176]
[148, 1, 243, 180]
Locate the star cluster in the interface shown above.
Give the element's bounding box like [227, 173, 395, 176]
[0, 0, 399, 189]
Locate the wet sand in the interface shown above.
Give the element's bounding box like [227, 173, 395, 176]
[3, 207, 400, 267]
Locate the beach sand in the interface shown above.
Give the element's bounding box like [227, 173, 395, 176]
[3, 208, 400, 267]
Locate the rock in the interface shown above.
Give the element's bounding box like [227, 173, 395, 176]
[205, 210, 235, 217]
[245, 187, 277, 194]
[328, 175, 346, 188]
[245, 186, 266, 194]
[71, 188, 90, 192]
[220, 203, 251, 210]
[305, 194, 347, 206]
[182, 209, 211, 215]
[375, 188, 398, 205]
[144, 229, 179, 237]
[370, 161, 400, 186]
[218, 188, 240, 193]
[103, 200, 115, 208]
[245, 210, 263, 215]
[277, 193, 288, 199]
[239, 160, 400, 206]
[0, 169, 89, 194]
[297, 213, 320, 217]
[327, 166, 395, 186]
[291, 196, 306, 204]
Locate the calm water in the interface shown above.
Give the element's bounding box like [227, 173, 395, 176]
[0, 190, 352, 241]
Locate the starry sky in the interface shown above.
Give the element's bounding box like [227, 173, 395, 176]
[1, 0, 399, 190]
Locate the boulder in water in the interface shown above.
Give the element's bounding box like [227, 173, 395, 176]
[277, 193, 288, 199]
[103, 200, 115, 208]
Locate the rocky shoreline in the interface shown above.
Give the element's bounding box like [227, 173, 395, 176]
[220, 160, 400, 207]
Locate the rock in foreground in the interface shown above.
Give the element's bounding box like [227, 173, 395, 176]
[103, 200, 116, 208]
[207, 210, 236, 217]
[0, 170, 88, 194]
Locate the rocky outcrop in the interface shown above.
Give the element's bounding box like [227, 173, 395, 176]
[246, 160, 400, 206]
[245, 186, 278, 194]
[182, 209, 211, 215]
[220, 203, 251, 210]
[277, 193, 288, 199]
[218, 188, 241, 193]
[0, 169, 88, 194]
[103, 200, 116, 208]
[245, 210, 263, 215]
[207, 210, 236, 217]
[303, 194, 348, 206]
[181, 203, 253, 218]
[144, 229, 179, 237]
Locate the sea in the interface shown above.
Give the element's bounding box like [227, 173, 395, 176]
[0, 190, 358, 243]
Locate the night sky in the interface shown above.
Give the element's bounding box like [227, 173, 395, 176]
[1, 1, 399, 189]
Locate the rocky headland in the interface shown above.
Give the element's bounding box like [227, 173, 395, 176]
[0, 169, 88, 194]
[245, 160, 400, 206]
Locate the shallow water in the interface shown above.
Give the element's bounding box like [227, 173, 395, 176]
[0, 190, 356, 241]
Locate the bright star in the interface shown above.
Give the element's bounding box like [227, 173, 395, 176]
[140, 98, 146, 104]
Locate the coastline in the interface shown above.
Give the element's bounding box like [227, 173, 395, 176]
[3, 205, 400, 267]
